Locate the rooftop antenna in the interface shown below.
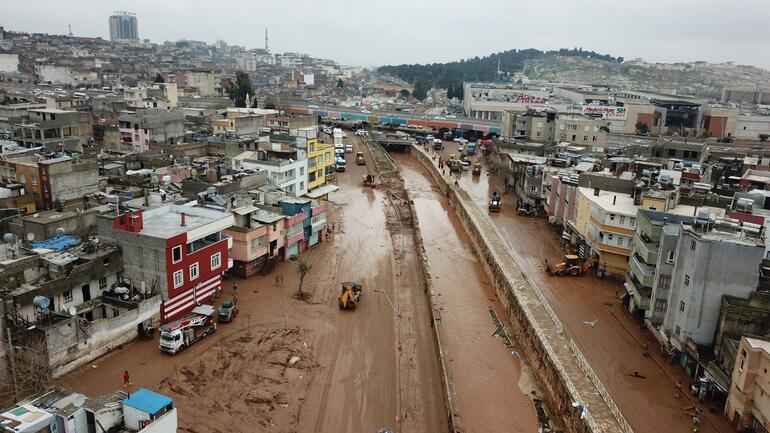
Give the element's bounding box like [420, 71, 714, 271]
[68, 25, 73, 37]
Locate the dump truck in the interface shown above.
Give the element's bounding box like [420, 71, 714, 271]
[489, 192, 501, 212]
[545, 255, 596, 277]
[338, 281, 362, 309]
[218, 297, 238, 322]
[159, 305, 216, 354]
[356, 152, 365, 165]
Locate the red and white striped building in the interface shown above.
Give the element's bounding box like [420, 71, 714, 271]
[100, 203, 234, 323]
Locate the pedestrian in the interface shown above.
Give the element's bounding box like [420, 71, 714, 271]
[275, 273, 281, 285]
[280, 273, 284, 285]
[675, 381, 683, 398]
[123, 370, 132, 387]
[642, 342, 649, 357]
[232, 282, 237, 294]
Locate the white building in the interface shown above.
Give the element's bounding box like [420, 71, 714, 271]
[234, 151, 308, 197]
[0, 52, 19, 73]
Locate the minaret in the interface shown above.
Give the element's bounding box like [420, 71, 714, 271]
[68, 24, 73, 37]
[265, 27, 268, 52]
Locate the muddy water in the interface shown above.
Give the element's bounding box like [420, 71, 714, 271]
[427, 144, 733, 433]
[394, 153, 540, 433]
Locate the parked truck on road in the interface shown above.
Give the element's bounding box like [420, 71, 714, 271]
[159, 305, 216, 354]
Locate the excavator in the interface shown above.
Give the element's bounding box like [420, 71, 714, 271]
[338, 281, 363, 309]
[544, 255, 597, 277]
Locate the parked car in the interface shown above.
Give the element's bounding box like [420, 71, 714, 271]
[355, 129, 368, 136]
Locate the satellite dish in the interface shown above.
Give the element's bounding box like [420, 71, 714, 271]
[26, 233, 35, 241]
[68, 306, 77, 316]
[3, 233, 15, 243]
[72, 394, 86, 407]
[55, 227, 65, 236]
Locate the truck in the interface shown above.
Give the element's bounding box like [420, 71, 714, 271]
[466, 141, 477, 156]
[218, 297, 238, 322]
[159, 305, 216, 354]
[433, 138, 444, 150]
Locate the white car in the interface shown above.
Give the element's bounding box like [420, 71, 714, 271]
[446, 115, 457, 119]
[461, 160, 471, 171]
[355, 129, 368, 136]
[458, 144, 464, 152]
[308, 104, 319, 108]
[361, 109, 372, 114]
[434, 116, 446, 120]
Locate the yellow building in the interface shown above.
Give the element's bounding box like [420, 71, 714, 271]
[306, 137, 334, 191]
[575, 187, 638, 278]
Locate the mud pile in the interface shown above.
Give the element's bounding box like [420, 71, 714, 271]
[159, 327, 316, 433]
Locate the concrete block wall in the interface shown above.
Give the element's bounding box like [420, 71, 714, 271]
[409, 145, 627, 433]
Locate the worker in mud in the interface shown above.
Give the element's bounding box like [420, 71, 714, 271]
[675, 380, 683, 398]
[642, 342, 649, 358]
[232, 282, 238, 294]
[123, 370, 132, 387]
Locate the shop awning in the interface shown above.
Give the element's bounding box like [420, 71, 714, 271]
[305, 184, 339, 199]
[703, 361, 730, 392]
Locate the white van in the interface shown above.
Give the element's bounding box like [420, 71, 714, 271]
[345, 144, 353, 153]
[335, 158, 347, 172]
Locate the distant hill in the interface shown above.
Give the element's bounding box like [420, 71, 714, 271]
[377, 48, 623, 98]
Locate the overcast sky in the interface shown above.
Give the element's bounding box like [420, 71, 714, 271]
[3, 0, 770, 69]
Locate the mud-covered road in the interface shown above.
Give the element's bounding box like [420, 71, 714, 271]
[394, 153, 541, 433]
[60, 137, 447, 433]
[429, 140, 735, 433]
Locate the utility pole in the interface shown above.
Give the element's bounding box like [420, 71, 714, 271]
[265, 27, 268, 52]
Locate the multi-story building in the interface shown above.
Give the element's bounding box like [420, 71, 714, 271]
[108, 11, 139, 41]
[266, 114, 316, 133]
[656, 217, 765, 372]
[1, 234, 160, 376]
[725, 337, 770, 431]
[224, 204, 285, 277]
[99, 204, 234, 323]
[11, 108, 86, 152]
[554, 116, 608, 150]
[463, 83, 549, 121]
[105, 109, 185, 154]
[180, 71, 216, 97]
[575, 186, 638, 277]
[0, 153, 99, 210]
[279, 198, 328, 259]
[124, 83, 178, 109]
[295, 127, 334, 192]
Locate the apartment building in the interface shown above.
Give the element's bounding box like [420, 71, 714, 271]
[656, 217, 765, 374]
[104, 109, 185, 154]
[575, 187, 638, 277]
[98, 204, 234, 323]
[725, 337, 770, 432]
[11, 108, 86, 152]
[295, 127, 334, 192]
[224, 205, 285, 277]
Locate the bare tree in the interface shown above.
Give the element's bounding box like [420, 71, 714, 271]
[296, 259, 313, 300]
[0, 329, 52, 406]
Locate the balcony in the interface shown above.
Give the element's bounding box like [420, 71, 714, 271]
[629, 255, 656, 288]
[633, 235, 659, 264]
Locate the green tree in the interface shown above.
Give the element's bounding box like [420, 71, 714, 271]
[399, 89, 410, 98]
[447, 86, 454, 100]
[760, 134, 770, 142]
[336, 78, 344, 88]
[412, 77, 432, 100]
[225, 71, 254, 108]
[264, 96, 277, 109]
[635, 121, 649, 135]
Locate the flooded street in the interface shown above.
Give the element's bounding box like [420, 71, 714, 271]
[394, 153, 540, 433]
[59, 137, 447, 433]
[427, 142, 734, 433]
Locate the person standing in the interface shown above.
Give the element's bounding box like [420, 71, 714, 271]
[123, 370, 132, 387]
[675, 381, 683, 398]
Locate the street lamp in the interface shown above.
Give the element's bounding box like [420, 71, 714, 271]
[374, 288, 410, 420]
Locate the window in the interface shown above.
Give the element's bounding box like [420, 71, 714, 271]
[211, 252, 222, 270]
[690, 240, 696, 251]
[592, 136, 598, 142]
[325, 153, 331, 162]
[173, 270, 184, 288]
[31, 175, 37, 185]
[300, 166, 305, 176]
[659, 274, 671, 289]
[667, 251, 675, 263]
[684, 275, 690, 286]
[583, 136, 589, 141]
[668, 148, 676, 157]
[654, 298, 667, 312]
[675, 325, 681, 336]
[609, 213, 615, 221]
[619, 215, 626, 225]
[172, 245, 182, 263]
[99, 277, 107, 290]
[63, 290, 73, 303]
[299, 181, 304, 190]
[630, 217, 636, 227]
[19, 174, 25, 183]
[103, 256, 110, 266]
[680, 301, 686, 312]
[189, 262, 199, 280]
[536, 132, 541, 137]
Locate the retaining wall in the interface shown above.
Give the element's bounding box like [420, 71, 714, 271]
[409, 145, 628, 433]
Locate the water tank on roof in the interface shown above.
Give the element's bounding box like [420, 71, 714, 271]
[736, 198, 754, 213]
[206, 187, 217, 196]
[3, 233, 16, 243]
[0, 188, 11, 199]
[33, 296, 50, 310]
[161, 175, 171, 184]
